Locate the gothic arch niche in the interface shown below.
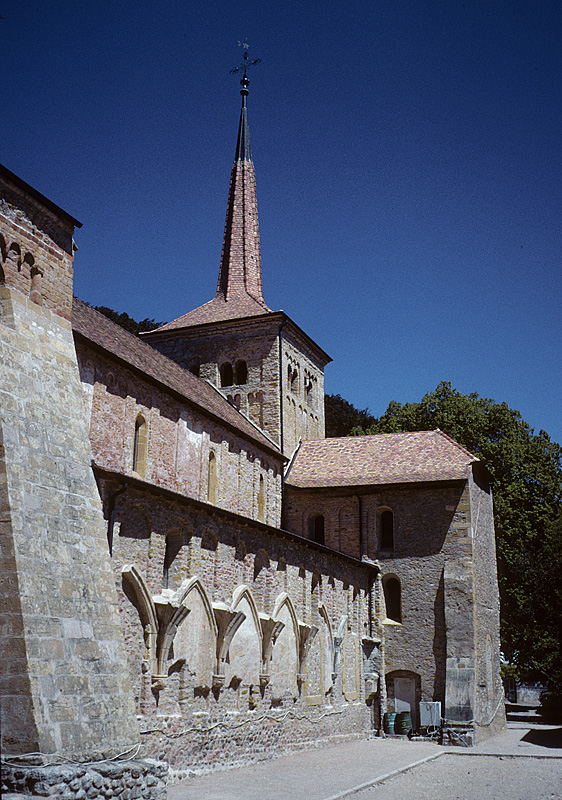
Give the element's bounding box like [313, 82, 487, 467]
[121, 565, 158, 715]
[304, 605, 332, 703]
[270, 593, 299, 702]
[173, 578, 218, 706]
[342, 617, 360, 702]
[225, 586, 262, 696]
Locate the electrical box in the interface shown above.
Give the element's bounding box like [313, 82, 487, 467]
[419, 701, 441, 727]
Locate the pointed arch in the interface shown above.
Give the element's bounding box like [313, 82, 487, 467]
[176, 576, 218, 638]
[231, 584, 263, 643]
[121, 564, 158, 671]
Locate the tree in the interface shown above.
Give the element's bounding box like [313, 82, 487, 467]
[324, 393, 376, 438]
[355, 381, 562, 682]
[88, 304, 165, 336]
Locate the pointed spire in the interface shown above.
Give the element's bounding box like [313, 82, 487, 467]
[215, 55, 269, 311]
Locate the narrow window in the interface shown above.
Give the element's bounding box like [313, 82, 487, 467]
[235, 359, 247, 385]
[309, 514, 325, 545]
[132, 415, 148, 478]
[220, 362, 233, 387]
[207, 451, 217, 504]
[257, 474, 265, 522]
[383, 575, 401, 623]
[380, 509, 394, 551]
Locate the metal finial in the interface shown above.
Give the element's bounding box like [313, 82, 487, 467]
[229, 44, 261, 103]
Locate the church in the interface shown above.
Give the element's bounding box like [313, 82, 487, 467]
[0, 58, 504, 789]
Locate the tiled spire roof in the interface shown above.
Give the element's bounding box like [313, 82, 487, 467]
[155, 66, 271, 332]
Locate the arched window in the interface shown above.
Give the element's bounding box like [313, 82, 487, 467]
[379, 509, 394, 551]
[383, 575, 401, 623]
[309, 514, 325, 545]
[220, 362, 233, 387]
[257, 474, 265, 522]
[132, 415, 148, 478]
[235, 359, 247, 385]
[207, 451, 217, 504]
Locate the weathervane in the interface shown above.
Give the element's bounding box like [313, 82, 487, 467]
[230, 42, 261, 100]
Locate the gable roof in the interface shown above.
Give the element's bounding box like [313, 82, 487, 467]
[71, 299, 283, 459]
[285, 430, 477, 489]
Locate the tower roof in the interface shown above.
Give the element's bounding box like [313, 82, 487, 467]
[156, 61, 271, 332]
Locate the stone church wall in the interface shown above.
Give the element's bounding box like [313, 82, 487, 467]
[76, 343, 284, 527]
[0, 175, 140, 762]
[97, 476, 381, 770]
[283, 476, 504, 741]
[144, 320, 283, 449]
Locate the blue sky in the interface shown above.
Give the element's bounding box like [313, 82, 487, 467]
[3, 0, 561, 444]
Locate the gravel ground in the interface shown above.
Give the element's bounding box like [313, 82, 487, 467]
[352, 754, 562, 800]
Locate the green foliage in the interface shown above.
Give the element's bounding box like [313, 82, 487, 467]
[92, 305, 165, 336]
[356, 381, 562, 682]
[324, 393, 376, 438]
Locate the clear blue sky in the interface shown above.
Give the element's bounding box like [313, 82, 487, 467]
[3, 0, 561, 444]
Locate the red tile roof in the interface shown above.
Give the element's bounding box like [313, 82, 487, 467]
[285, 431, 477, 489]
[154, 293, 272, 330]
[71, 299, 283, 458]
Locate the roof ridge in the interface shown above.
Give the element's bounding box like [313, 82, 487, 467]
[433, 428, 478, 461]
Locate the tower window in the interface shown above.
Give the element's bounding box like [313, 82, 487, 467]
[235, 359, 247, 385]
[220, 362, 233, 387]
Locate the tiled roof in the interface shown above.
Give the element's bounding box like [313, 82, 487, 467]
[154, 294, 272, 330]
[285, 431, 477, 489]
[71, 299, 282, 457]
[155, 95, 271, 333]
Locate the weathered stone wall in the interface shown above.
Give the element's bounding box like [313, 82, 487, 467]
[1, 758, 167, 800]
[281, 327, 325, 458]
[145, 315, 327, 459]
[283, 476, 505, 742]
[97, 476, 381, 769]
[0, 187, 140, 761]
[144, 319, 283, 448]
[76, 341, 284, 528]
[470, 467, 505, 740]
[0, 173, 74, 321]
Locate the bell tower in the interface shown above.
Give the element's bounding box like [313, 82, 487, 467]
[143, 56, 331, 457]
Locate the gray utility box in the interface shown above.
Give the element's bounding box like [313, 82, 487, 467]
[419, 701, 441, 727]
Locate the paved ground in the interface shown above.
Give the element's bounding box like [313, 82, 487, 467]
[168, 723, 562, 800]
